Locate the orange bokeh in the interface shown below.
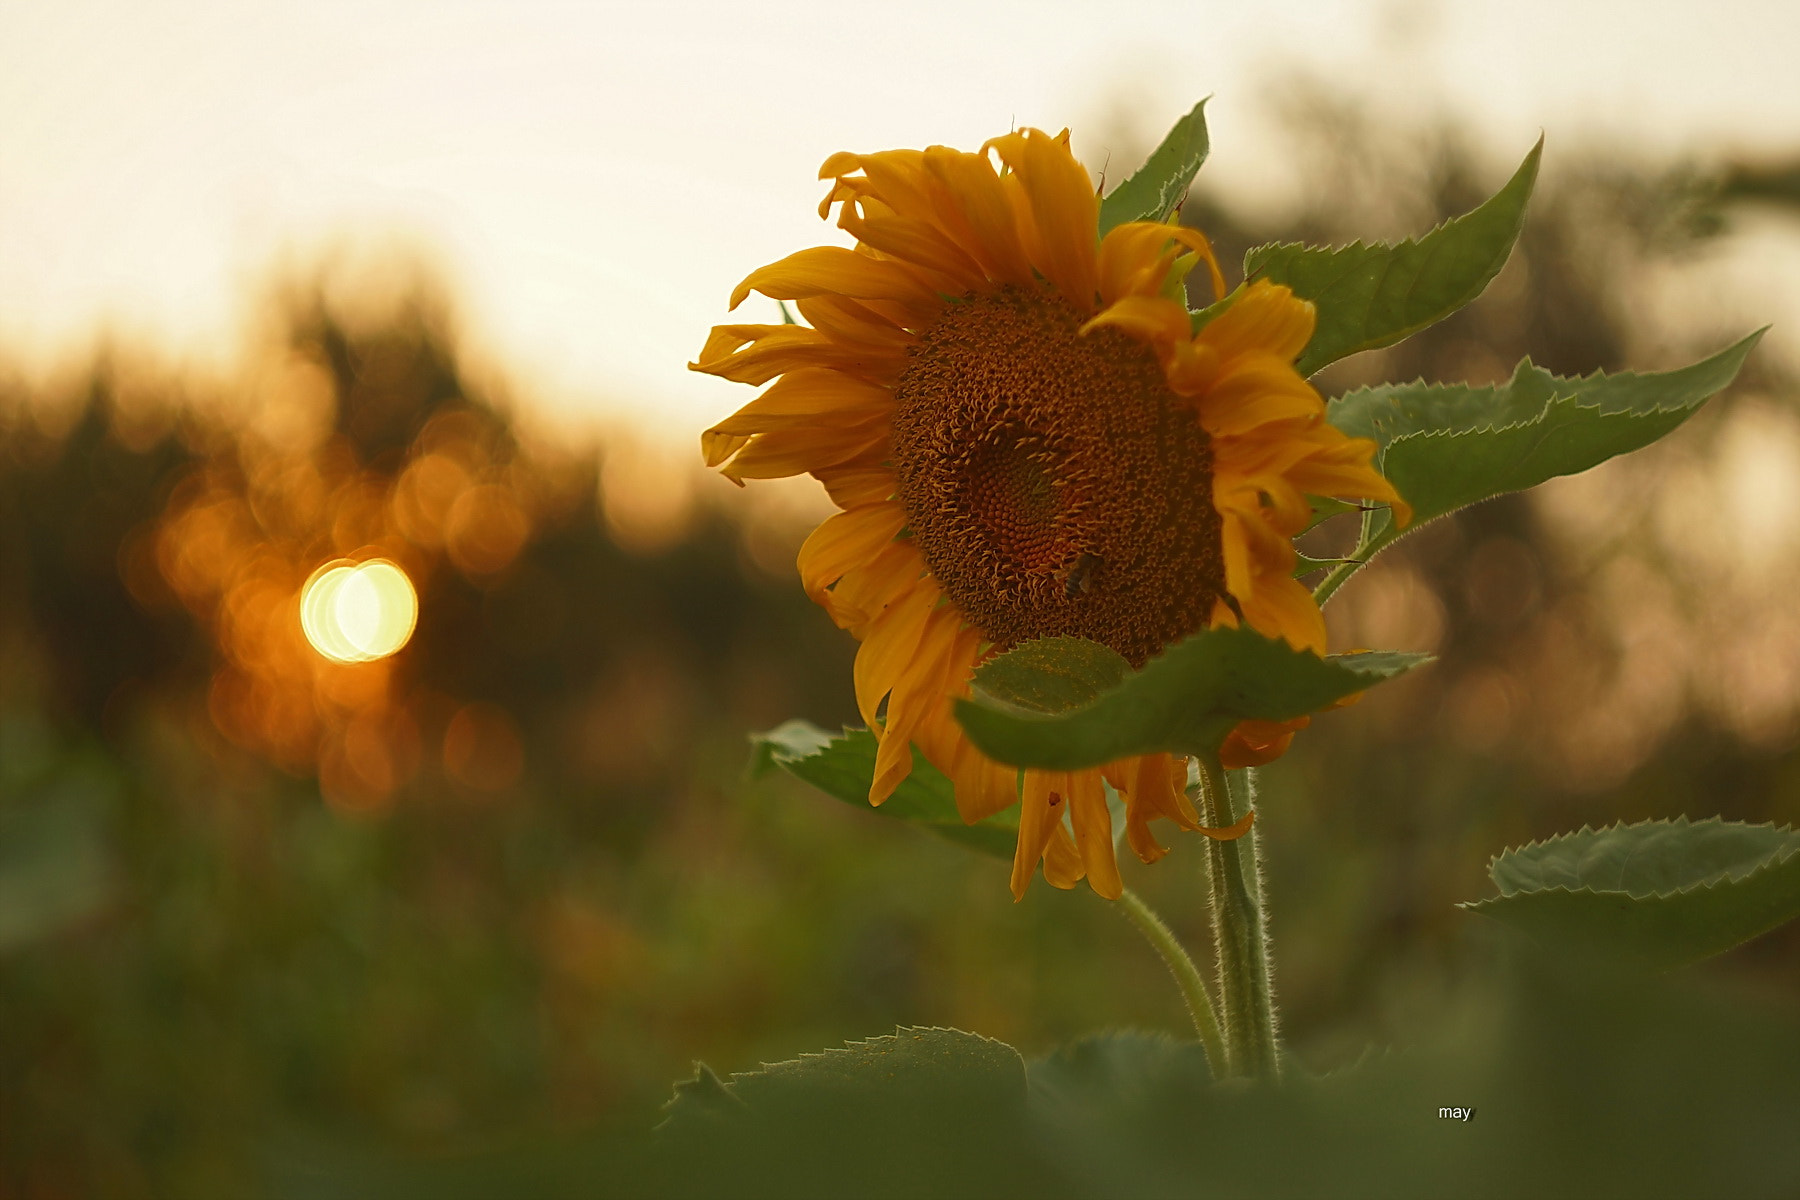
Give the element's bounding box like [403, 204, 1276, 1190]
[145, 350, 552, 811]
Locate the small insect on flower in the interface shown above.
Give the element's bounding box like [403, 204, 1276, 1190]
[694, 127, 1408, 898]
[1056, 552, 1103, 598]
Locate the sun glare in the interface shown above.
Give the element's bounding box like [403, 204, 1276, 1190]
[301, 559, 418, 663]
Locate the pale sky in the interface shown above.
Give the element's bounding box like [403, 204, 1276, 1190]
[2, 0, 1798, 446]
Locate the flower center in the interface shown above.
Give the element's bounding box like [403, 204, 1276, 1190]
[890, 286, 1227, 666]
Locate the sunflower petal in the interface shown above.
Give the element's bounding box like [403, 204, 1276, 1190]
[1068, 770, 1122, 899]
[851, 580, 938, 729]
[718, 420, 888, 483]
[707, 369, 892, 442]
[1097, 221, 1224, 306]
[922, 146, 1035, 286]
[1200, 281, 1316, 363]
[1081, 294, 1193, 348]
[1011, 770, 1066, 899]
[729, 246, 943, 313]
[796, 502, 907, 603]
[984, 129, 1100, 305]
[691, 322, 906, 386]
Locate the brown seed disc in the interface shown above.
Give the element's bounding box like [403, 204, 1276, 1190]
[890, 285, 1226, 666]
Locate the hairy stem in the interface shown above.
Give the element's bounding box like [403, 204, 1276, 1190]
[1310, 555, 1364, 607]
[1195, 753, 1281, 1079]
[1117, 887, 1227, 1077]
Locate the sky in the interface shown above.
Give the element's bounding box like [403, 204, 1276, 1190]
[2, 0, 1798, 447]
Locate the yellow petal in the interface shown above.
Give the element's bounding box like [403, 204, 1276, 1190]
[1097, 221, 1224, 306]
[691, 322, 906, 387]
[983, 129, 1100, 306]
[1011, 769, 1067, 899]
[706, 369, 892, 442]
[1081, 294, 1192, 348]
[796, 502, 907, 603]
[851, 582, 938, 729]
[1193, 353, 1326, 437]
[1199, 281, 1315, 364]
[718, 420, 888, 483]
[816, 462, 896, 509]
[922, 146, 1035, 286]
[871, 605, 973, 803]
[821, 539, 924, 635]
[729, 246, 943, 313]
[1068, 770, 1122, 899]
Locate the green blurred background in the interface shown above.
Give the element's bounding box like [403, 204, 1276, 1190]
[5, 83, 1800, 1197]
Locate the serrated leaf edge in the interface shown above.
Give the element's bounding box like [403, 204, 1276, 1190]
[1461, 815, 1800, 909]
[1336, 331, 1766, 453]
[758, 722, 864, 768]
[1244, 140, 1540, 366]
[720, 1025, 1025, 1088]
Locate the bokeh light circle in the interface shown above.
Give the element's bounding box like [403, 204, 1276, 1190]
[300, 558, 418, 663]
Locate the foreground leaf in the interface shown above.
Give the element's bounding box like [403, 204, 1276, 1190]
[1097, 100, 1210, 235]
[1027, 1031, 1210, 1118]
[662, 1026, 1025, 1134]
[1462, 817, 1800, 969]
[1317, 331, 1762, 595]
[1247, 139, 1541, 377]
[275, 951, 1800, 1199]
[750, 720, 1018, 858]
[954, 628, 1429, 770]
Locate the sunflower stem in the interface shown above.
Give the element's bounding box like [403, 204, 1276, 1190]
[1312, 503, 1387, 606]
[1310, 556, 1363, 607]
[1116, 887, 1227, 1077]
[1195, 753, 1281, 1079]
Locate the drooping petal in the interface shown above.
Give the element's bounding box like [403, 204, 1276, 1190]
[1012, 769, 1068, 899]
[872, 603, 975, 803]
[1067, 768, 1122, 899]
[1097, 221, 1224, 306]
[1221, 717, 1308, 769]
[851, 580, 939, 729]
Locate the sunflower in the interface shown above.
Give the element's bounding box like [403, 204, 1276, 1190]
[694, 127, 1409, 900]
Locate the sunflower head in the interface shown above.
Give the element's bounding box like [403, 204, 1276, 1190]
[694, 127, 1408, 899]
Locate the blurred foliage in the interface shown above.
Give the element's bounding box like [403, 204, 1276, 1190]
[1161, 82, 1800, 1066]
[3, 87, 1799, 1194]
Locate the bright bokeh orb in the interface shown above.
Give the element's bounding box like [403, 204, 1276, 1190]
[300, 559, 418, 663]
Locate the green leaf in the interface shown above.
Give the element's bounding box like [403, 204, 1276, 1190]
[1329, 331, 1762, 564]
[1098, 100, 1210, 236]
[750, 720, 1018, 859]
[1247, 139, 1542, 377]
[655, 1028, 1034, 1198]
[1462, 817, 1800, 970]
[953, 627, 1429, 771]
[957, 637, 1131, 715]
[662, 1026, 1026, 1131]
[1027, 1031, 1211, 1113]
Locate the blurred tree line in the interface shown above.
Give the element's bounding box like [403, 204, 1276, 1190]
[4, 90, 1800, 1195]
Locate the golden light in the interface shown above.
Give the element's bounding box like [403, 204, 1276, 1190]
[300, 558, 418, 663]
